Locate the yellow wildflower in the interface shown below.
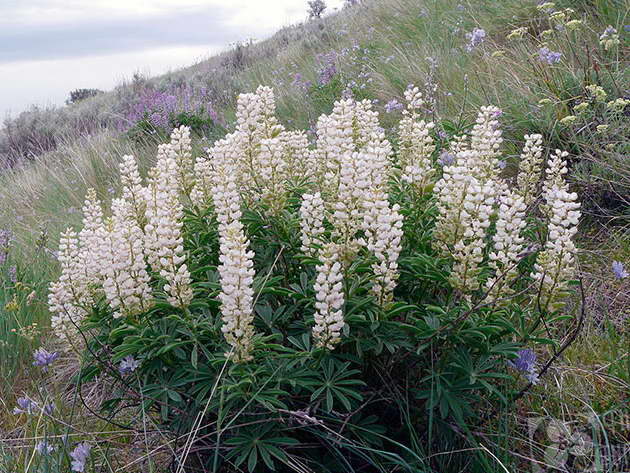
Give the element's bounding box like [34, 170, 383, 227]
[574, 102, 589, 113]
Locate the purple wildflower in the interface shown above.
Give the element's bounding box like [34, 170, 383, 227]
[0, 229, 11, 265]
[384, 99, 404, 113]
[0, 229, 11, 244]
[70, 443, 91, 472]
[624, 25, 630, 33]
[538, 47, 562, 65]
[317, 51, 338, 86]
[498, 160, 507, 170]
[465, 28, 486, 52]
[292, 73, 312, 91]
[8, 265, 17, 283]
[438, 151, 456, 166]
[508, 349, 539, 384]
[33, 348, 60, 371]
[121, 84, 220, 132]
[341, 87, 354, 100]
[36, 441, 55, 455]
[612, 261, 628, 280]
[119, 355, 140, 375]
[13, 397, 39, 415]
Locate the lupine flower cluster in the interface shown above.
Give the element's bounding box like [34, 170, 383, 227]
[145, 142, 193, 308]
[434, 106, 580, 305]
[434, 106, 503, 294]
[516, 134, 544, 205]
[612, 261, 628, 280]
[484, 189, 527, 302]
[118, 355, 140, 374]
[49, 85, 583, 361]
[70, 442, 91, 472]
[599, 26, 620, 50]
[32, 348, 59, 371]
[120, 84, 220, 132]
[300, 192, 326, 257]
[538, 47, 562, 65]
[397, 86, 436, 190]
[465, 28, 486, 52]
[0, 228, 11, 265]
[48, 127, 196, 343]
[531, 151, 581, 311]
[13, 397, 54, 416]
[312, 243, 345, 348]
[508, 349, 539, 384]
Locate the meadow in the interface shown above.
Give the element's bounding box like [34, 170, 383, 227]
[0, 0, 628, 471]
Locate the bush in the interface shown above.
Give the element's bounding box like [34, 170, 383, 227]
[66, 88, 103, 105]
[172, 111, 221, 136]
[47, 85, 584, 472]
[307, 0, 327, 19]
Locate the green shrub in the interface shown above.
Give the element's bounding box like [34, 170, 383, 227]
[44, 86, 587, 472]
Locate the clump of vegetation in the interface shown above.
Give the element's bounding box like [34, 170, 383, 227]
[308, 0, 327, 19]
[19, 85, 587, 472]
[66, 88, 104, 105]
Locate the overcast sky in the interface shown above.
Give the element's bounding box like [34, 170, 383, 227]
[0, 0, 344, 119]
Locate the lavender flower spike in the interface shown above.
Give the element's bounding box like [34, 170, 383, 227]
[612, 261, 628, 280]
[384, 99, 404, 113]
[508, 349, 539, 384]
[538, 47, 562, 65]
[0, 229, 11, 265]
[36, 441, 55, 455]
[13, 397, 38, 415]
[118, 355, 140, 375]
[70, 443, 91, 472]
[438, 151, 455, 166]
[465, 28, 486, 52]
[33, 348, 60, 370]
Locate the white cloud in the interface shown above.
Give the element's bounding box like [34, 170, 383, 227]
[0, 0, 346, 118]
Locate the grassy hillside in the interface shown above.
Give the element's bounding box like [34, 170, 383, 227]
[0, 0, 628, 471]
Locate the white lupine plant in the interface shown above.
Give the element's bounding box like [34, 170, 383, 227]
[398, 86, 436, 189]
[210, 130, 257, 361]
[484, 189, 527, 302]
[48, 230, 91, 343]
[312, 242, 345, 349]
[101, 198, 153, 318]
[299, 192, 326, 257]
[516, 134, 544, 205]
[119, 154, 148, 227]
[145, 144, 193, 308]
[47, 85, 587, 472]
[49, 85, 581, 379]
